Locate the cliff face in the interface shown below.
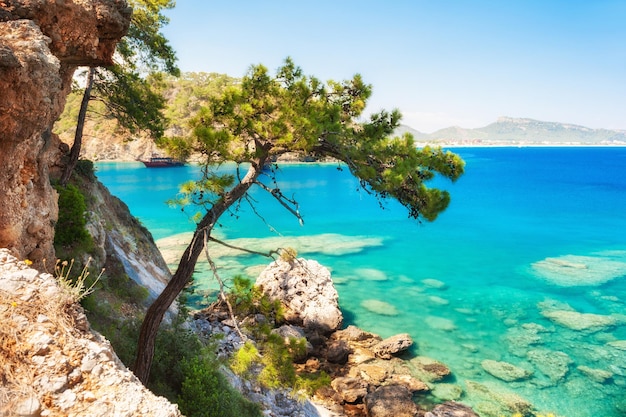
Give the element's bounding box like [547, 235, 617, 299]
[0, 0, 131, 267]
[84, 176, 173, 302]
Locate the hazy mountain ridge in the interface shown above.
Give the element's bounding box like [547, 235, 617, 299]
[398, 117, 626, 146]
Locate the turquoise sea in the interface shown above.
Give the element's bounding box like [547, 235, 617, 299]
[95, 147, 626, 417]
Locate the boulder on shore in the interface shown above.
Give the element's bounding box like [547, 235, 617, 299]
[256, 258, 343, 333]
[365, 385, 419, 417]
[372, 333, 413, 359]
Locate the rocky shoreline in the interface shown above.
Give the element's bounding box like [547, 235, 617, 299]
[190, 257, 484, 417]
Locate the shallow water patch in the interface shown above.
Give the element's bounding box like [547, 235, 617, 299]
[530, 252, 626, 287]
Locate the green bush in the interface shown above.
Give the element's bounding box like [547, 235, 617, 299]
[230, 341, 259, 377]
[54, 183, 94, 254]
[75, 159, 96, 182]
[178, 352, 262, 417]
[229, 275, 284, 322]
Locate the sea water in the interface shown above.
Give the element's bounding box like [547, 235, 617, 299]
[95, 147, 626, 416]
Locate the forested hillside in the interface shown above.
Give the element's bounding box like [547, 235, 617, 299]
[56, 75, 626, 160]
[54, 72, 238, 161]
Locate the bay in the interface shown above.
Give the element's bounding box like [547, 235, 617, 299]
[96, 147, 626, 416]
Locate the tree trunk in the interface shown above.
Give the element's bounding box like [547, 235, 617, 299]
[133, 156, 267, 384]
[60, 67, 95, 187]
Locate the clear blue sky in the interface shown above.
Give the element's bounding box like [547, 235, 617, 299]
[162, 1, 626, 133]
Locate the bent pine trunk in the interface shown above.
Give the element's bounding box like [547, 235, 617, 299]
[133, 157, 266, 384]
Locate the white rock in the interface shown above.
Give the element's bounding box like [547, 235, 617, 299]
[13, 396, 41, 417]
[256, 258, 342, 332]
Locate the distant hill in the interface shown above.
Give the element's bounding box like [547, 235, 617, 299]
[398, 117, 626, 146]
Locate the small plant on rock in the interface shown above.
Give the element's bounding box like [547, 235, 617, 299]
[50, 258, 103, 302]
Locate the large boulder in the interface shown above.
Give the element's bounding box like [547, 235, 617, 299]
[256, 258, 343, 333]
[331, 377, 368, 403]
[372, 333, 413, 359]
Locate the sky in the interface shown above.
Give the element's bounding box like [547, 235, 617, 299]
[162, 1, 626, 133]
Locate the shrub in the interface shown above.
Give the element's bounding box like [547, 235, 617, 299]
[279, 247, 297, 262]
[229, 275, 283, 322]
[75, 159, 96, 182]
[54, 183, 94, 254]
[230, 341, 259, 377]
[178, 352, 262, 417]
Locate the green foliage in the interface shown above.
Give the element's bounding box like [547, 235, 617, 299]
[161, 72, 237, 129]
[230, 333, 329, 395]
[54, 92, 82, 133]
[86, 303, 261, 417]
[121, 0, 179, 76]
[75, 159, 96, 182]
[148, 316, 204, 399]
[135, 58, 464, 396]
[54, 183, 94, 254]
[230, 341, 260, 377]
[161, 58, 465, 224]
[228, 276, 284, 323]
[295, 370, 332, 396]
[94, 65, 167, 139]
[178, 352, 262, 417]
[257, 332, 298, 389]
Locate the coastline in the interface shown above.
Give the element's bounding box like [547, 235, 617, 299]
[417, 141, 626, 148]
[90, 142, 626, 165]
[94, 150, 626, 417]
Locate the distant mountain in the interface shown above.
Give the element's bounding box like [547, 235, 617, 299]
[400, 117, 626, 146]
[393, 124, 428, 141]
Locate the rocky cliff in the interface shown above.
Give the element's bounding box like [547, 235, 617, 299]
[0, 0, 131, 267]
[0, 2, 183, 415]
[0, 249, 181, 416]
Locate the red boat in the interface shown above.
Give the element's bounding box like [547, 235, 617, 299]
[141, 156, 185, 168]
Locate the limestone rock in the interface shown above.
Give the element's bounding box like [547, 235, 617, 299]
[425, 401, 480, 417]
[421, 278, 447, 289]
[12, 396, 41, 417]
[372, 333, 413, 359]
[465, 380, 534, 416]
[531, 254, 626, 287]
[0, 0, 131, 267]
[408, 356, 452, 382]
[256, 258, 343, 332]
[577, 365, 613, 383]
[0, 250, 181, 416]
[608, 340, 626, 350]
[331, 377, 368, 403]
[540, 309, 616, 332]
[387, 373, 430, 393]
[360, 299, 399, 316]
[481, 359, 533, 382]
[527, 348, 572, 383]
[333, 324, 381, 343]
[364, 384, 419, 417]
[355, 363, 388, 385]
[430, 383, 463, 401]
[424, 316, 457, 331]
[326, 339, 350, 364]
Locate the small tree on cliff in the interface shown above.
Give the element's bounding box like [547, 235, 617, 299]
[60, 0, 179, 186]
[133, 58, 465, 383]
